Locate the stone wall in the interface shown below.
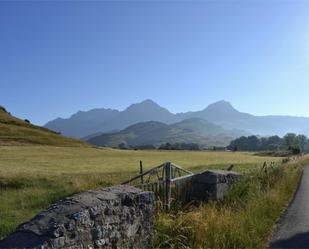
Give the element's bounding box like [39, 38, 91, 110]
[189, 170, 243, 202]
[0, 185, 155, 249]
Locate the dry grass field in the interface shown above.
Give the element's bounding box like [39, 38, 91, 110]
[0, 146, 280, 175]
[0, 145, 281, 239]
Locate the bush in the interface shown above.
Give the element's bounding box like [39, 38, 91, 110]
[132, 145, 156, 150]
[118, 143, 127, 149]
[228, 133, 309, 153]
[0, 106, 7, 113]
[158, 143, 200, 151]
[288, 145, 301, 155]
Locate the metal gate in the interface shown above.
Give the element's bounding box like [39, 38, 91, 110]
[122, 161, 194, 210]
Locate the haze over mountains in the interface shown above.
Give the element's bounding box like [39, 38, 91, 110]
[88, 118, 247, 147]
[45, 100, 174, 138]
[45, 99, 309, 147]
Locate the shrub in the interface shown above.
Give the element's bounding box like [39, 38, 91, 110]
[288, 145, 301, 155]
[133, 145, 156, 150]
[158, 143, 200, 151]
[0, 106, 7, 113]
[118, 143, 127, 149]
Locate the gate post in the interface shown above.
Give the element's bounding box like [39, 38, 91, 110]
[140, 160, 144, 184]
[165, 162, 172, 211]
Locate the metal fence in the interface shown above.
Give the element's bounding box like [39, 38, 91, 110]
[122, 161, 194, 210]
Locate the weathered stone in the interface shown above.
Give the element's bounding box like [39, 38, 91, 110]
[189, 170, 243, 201]
[0, 185, 155, 249]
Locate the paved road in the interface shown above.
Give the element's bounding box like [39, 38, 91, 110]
[269, 166, 309, 248]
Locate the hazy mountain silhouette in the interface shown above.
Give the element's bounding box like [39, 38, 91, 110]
[174, 100, 252, 125]
[45, 99, 309, 139]
[45, 108, 120, 138]
[87, 118, 247, 147]
[176, 100, 309, 136]
[45, 99, 175, 138]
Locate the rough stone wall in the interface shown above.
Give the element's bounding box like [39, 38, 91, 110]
[0, 185, 155, 249]
[189, 170, 243, 201]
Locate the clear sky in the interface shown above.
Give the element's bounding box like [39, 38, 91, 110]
[1, 1, 309, 125]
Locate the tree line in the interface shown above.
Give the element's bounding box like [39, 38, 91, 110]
[227, 133, 309, 154]
[158, 142, 200, 150]
[117, 142, 200, 150]
[116, 133, 309, 153]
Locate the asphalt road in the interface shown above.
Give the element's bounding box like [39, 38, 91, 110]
[269, 166, 309, 248]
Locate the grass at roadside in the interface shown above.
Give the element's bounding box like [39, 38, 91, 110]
[155, 156, 309, 249]
[0, 146, 280, 239]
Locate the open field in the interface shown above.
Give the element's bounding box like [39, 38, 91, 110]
[0, 146, 281, 239]
[0, 146, 281, 176]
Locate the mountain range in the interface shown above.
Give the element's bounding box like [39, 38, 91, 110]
[88, 118, 247, 148]
[44, 99, 309, 147]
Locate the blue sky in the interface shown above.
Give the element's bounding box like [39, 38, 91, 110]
[1, 1, 309, 125]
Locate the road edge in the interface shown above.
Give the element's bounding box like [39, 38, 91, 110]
[266, 164, 306, 248]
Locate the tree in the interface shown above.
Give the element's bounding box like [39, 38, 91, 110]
[227, 133, 308, 153]
[247, 136, 260, 151]
[288, 145, 301, 155]
[134, 145, 156, 150]
[118, 143, 127, 149]
[266, 136, 282, 150]
[159, 143, 172, 150]
[296, 135, 307, 152]
[0, 106, 7, 113]
[283, 133, 297, 149]
[158, 142, 200, 150]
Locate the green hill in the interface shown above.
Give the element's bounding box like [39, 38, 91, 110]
[88, 118, 248, 148]
[0, 106, 90, 147]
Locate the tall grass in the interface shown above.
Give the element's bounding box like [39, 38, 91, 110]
[0, 146, 281, 240]
[155, 156, 309, 249]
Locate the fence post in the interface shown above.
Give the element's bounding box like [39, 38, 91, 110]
[227, 164, 234, 171]
[165, 162, 172, 211]
[140, 160, 144, 184]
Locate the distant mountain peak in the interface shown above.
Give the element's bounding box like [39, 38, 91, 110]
[205, 100, 237, 112]
[125, 99, 169, 112]
[140, 99, 158, 105]
[131, 99, 159, 106]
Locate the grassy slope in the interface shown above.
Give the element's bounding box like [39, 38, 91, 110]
[0, 109, 89, 147]
[0, 146, 280, 239]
